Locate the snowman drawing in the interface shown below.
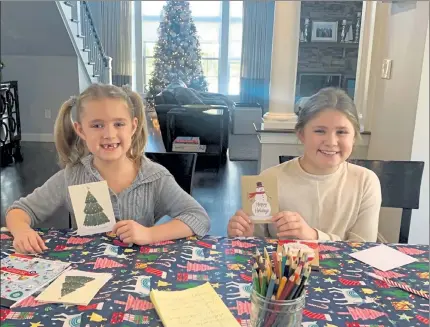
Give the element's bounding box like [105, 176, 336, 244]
[248, 182, 272, 222]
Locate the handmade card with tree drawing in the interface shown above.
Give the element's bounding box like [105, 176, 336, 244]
[241, 175, 279, 224]
[36, 269, 112, 305]
[68, 181, 116, 236]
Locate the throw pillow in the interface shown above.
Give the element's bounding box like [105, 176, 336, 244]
[174, 87, 204, 105]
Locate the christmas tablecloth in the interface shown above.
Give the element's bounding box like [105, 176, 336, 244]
[0, 229, 429, 327]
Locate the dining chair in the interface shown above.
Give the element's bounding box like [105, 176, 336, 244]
[146, 151, 197, 195]
[279, 155, 425, 244]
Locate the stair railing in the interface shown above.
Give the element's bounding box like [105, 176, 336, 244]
[64, 1, 112, 84]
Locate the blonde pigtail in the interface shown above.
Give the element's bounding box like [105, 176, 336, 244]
[53, 97, 86, 168]
[127, 90, 148, 164]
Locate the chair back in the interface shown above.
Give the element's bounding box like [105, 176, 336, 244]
[146, 152, 197, 195]
[279, 156, 425, 243]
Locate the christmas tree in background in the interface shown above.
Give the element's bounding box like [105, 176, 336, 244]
[147, 0, 208, 100]
[83, 190, 109, 226]
[61, 276, 95, 297]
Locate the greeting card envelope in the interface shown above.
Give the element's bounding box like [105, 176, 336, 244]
[68, 181, 116, 236]
[349, 244, 417, 271]
[241, 175, 279, 224]
[36, 270, 112, 305]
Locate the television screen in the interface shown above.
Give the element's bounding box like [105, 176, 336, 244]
[297, 74, 342, 98]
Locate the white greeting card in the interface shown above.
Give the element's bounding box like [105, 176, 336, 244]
[349, 244, 417, 271]
[36, 269, 112, 305]
[68, 181, 116, 236]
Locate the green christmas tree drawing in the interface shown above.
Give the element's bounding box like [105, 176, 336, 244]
[83, 190, 110, 227]
[147, 0, 208, 100]
[61, 276, 95, 297]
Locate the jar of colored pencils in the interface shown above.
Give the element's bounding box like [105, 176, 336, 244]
[250, 288, 305, 327]
[250, 245, 312, 327]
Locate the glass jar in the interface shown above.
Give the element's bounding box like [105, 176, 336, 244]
[250, 288, 306, 327]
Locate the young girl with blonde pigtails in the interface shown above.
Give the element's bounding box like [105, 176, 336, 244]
[6, 84, 210, 254]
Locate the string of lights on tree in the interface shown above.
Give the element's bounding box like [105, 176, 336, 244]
[146, 0, 208, 100]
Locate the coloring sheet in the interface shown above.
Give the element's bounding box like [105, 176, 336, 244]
[68, 181, 116, 236]
[0, 253, 70, 308]
[36, 269, 112, 306]
[241, 175, 279, 223]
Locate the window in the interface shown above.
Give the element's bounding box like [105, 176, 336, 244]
[229, 1, 243, 19]
[142, 1, 165, 17]
[189, 1, 221, 17]
[139, 1, 243, 95]
[228, 16, 243, 95]
[194, 21, 221, 93]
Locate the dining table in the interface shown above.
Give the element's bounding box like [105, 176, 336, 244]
[0, 228, 429, 327]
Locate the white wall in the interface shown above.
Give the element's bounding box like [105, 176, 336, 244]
[1, 56, 80, 141]
[365, 1, 429, 243]
[78, 58, 92, 93]
[1, 1, 75, 56]
[409, 23, 429, 245]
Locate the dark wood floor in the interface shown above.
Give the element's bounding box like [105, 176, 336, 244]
[0, 112, 257, 236]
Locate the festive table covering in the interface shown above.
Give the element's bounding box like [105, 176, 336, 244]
[0, 229, 429, 327]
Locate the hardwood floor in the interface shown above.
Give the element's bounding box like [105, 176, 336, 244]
[0, 112, 258, 236]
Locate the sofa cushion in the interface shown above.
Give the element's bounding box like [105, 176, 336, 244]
[174, 87, 205, 105]
[162, 90, 178, 105]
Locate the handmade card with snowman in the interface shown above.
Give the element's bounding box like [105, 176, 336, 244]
[241, 175, 279, 224]
[68, 181, 116, 236]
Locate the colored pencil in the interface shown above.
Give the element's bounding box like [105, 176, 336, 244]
[293, 265, 310, 299]
[276, 276, 288, 300]
[263, 247, 270, 262]
[261, 271, 268, 297]
[281, 246, 287, 277]
[260, 273, 277, 324]
[286, 268, 302, 300]
[253, 270, 261, 295]
[272, 251, 280, 279]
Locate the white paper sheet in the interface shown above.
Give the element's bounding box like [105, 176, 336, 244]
[349, 244, 417, 271]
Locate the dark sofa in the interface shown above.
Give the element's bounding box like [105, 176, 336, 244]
[154, 87, 234, 159]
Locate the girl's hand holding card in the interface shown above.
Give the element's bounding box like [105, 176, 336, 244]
[227, 210, 254, 237]
[113, 220, 154, 245]
[272, 211, 318, 240]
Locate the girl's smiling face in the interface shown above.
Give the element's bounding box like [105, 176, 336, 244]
[74, 98, 137, 164]
[298, 108, 355, 175]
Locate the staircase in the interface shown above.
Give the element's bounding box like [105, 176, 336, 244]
[0, 1, 113, 143]
[57, 1, 112, 85]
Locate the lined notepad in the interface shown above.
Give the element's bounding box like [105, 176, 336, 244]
[150, 282, 240, 327]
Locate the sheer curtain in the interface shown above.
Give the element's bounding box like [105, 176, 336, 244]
[240, 1, 275, 112]
[87, 1, 132, 86]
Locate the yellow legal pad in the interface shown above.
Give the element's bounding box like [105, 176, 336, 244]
[150, 282, 240, 327]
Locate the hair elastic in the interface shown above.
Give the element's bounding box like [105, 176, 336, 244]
[121, 84, 132, 94]
[69, 95, 77, 107]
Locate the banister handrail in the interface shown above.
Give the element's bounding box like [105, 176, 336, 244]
[60, 1, 112, 83]
[81, 1, 108, 67]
